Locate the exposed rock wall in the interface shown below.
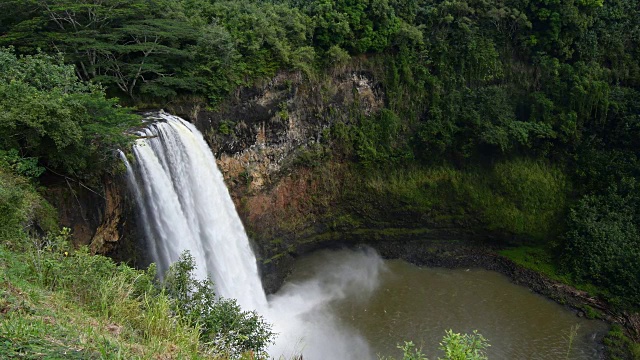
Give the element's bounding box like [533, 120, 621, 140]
[89, 178, 133, 257]
[171, 69, 383, 193]
[43, 177, 105, 246]
[44, 173, 139, 264]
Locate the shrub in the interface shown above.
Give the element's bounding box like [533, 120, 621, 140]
[380, 330, 490, 360]
[0, 165, 56, 245]
[163, 252, 275, 358]
[562, 184, 640, 308]
[439, 330, 490, 360]
[604, 324, 640, 360]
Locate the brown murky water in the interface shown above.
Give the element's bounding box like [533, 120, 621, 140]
[284, 249, 607, 360]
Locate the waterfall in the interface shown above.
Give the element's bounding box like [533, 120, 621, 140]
[123, 112, 267, 312]
[123, 111, 383, 359]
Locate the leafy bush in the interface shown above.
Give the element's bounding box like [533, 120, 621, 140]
[0, 166, 56, 245]
[562, 183, 640, 308]
[439, 330, 490, 360]
[381, 330, 490, 360]
[163, 252, 275, 358]
[355, 109, 413, 168]
[604, 324, 640, 360]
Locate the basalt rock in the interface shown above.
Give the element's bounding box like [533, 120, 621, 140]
[169, 69, 383, 194]
[43, 173, 139, 264]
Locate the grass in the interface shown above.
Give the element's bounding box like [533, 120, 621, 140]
[0, 236, 279, 359]
[498, 246, 605, 297]
[363, 159, 568, 241]
[0, 242, 204, 360]
[604, 325, 640, 360]
[498, 246, 570, 283]
[0, 286, 129, 359]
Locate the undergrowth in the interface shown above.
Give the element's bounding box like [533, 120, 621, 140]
[605, 325, 640, 360]
[0, 233, 275, 359]
[0, 167, 274, 359]
[364, 159, 568, 241]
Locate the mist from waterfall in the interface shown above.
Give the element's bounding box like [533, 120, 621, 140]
[123, 112, 384, 360]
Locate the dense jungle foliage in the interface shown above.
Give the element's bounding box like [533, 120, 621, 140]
[1, 0, 639, 349]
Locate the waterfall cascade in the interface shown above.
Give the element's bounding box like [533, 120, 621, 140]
[123, 111, 382, 359]
[122, 112, 267, 312]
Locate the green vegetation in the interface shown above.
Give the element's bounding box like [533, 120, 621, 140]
[562, 184, 640, 308]
[363, 160, 568, 241]
[381, 330, 490, 360]
[605, 325, 640, 360]
[163, 252, 274, 358]
[0, 48, 139, 180]
[0, 164, 56, 244]
[499, 247, 570, 284]
[1, 0, 639, 354]
[0, 204, 273, 359]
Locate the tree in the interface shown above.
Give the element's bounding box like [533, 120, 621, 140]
[2, 0, 201, 99]
[0, 47, 139, 178]
[303, 0, 401, 53]
[562, 183, 640, 308]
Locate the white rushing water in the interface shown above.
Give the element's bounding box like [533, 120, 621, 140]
[124, 111, 384, 359]
[123, 112, 267, 311]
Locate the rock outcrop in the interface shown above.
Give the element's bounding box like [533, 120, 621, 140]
[44, 173, 139, 263]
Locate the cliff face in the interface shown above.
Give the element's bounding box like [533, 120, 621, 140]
[172, 70, 383, 190]
[50, 66, 477, 285]
[44, 174, 140, 264]
[163, 68, 388, 289]
[88, 178, 139, 260]
[163, 68, 486, 291]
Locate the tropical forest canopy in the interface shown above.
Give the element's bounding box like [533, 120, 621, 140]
[1, 0, 639, 309]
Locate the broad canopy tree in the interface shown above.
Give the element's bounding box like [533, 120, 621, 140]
[2, 0, 201, 99]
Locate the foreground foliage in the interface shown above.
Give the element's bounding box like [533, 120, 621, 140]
[605, 325, 640, 360]
[0, 169, 274, 359]
[0, 241, 273, 359]
[381, 330, 490, 360]
[164, 252, 274, 358]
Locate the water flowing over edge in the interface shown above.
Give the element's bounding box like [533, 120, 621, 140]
[121, 111, 267, 311]
[121, 111, 384, 360]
